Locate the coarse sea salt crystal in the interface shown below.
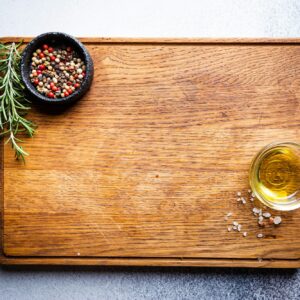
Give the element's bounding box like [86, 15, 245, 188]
[263, 212, 271, 218]
[253, 207, 260, 214]
[273, 216, 282, 225]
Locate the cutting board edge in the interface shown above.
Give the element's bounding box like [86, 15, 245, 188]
[1, 255, 300, 268]
[1, 37, 300, 44]
[0, 137, 3, 266]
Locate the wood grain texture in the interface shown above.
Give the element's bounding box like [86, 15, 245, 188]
[1, 38, 300, 267]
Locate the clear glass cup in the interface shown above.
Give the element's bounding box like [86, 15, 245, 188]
[249, 142, 300, 211]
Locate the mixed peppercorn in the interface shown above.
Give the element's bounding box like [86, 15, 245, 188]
[29, 44, 86, 98]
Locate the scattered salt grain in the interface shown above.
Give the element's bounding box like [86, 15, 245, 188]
[253, 207, 260, 215]
[226, 189, 283, 239]
[263, 212, 271, 218]
[224, 212, 233, 221]
[273, 216, 282, 225]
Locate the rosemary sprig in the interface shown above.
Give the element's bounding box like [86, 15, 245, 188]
[0, 41, 36, 162]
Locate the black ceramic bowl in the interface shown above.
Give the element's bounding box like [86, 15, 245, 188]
[21, 32, 94, 106]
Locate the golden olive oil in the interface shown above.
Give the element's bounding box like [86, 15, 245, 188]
[250, 143, 300, 211]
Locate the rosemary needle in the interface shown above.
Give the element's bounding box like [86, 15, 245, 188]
[0, 41, 36, 162]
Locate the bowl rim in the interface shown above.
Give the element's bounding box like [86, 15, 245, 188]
[20, 31, 93, 104]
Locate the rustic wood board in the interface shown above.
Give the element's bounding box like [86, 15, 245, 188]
[1, 38, 300, 268]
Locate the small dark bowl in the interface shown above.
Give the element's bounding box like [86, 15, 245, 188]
[21, 32, 94, 106]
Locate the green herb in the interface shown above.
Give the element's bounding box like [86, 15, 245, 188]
[0, 41, 36, 162]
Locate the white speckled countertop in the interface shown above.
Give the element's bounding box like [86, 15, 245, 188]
[0, 1, 300, 299]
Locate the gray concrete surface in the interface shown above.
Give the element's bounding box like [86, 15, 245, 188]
[0, 266, 299, 300]
[0, 0, 300, 299]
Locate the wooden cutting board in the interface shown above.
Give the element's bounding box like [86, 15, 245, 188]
[1, 38, 300, 268]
